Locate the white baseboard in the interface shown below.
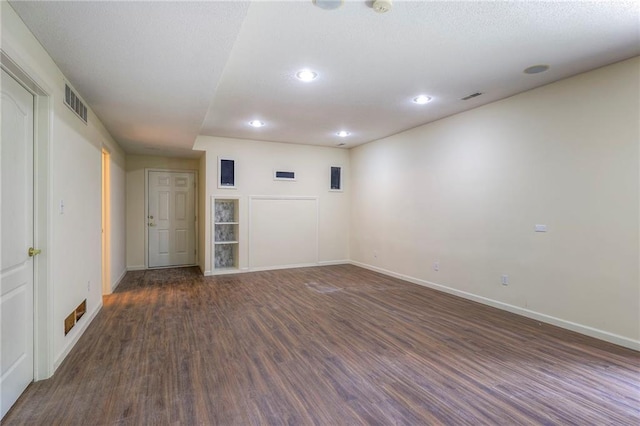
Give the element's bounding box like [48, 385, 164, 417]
[350, 260, 640, 351]
[317, 259, 350, 266]
[249, 262, 318, 273]
[53, 302, 102, 371]
[126, 265, 146, 271]
[204, 261, 349, 276]
[111, 268, 127, 291]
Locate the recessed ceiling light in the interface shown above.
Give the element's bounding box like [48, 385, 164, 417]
[336, 130, 351, 137]
[296, 69, 318, 82]
[524, 64, 550, 74]
[248, 120, 265, 128]
[373, 0, 393, 13]
[412, 95, 432, 105]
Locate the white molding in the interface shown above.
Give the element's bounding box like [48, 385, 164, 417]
[249, 263, 318, 272]
[209, 268, 246, 276]
[53, 302, 102, 370]
[126, 265, 146, 271]
[111, 268, 127, 292]
[248, 195, 319, 270]
[317, 260, 350, 266]
[329, 165, 343, 192]
[273, 169, 296, 181]
[217, 156, 237, 189]
[350, 260, 640, 351]
[145, 169, 198, 269]
[205, 261, 346, 277]
[212, 195, 242, 273]
[2, 48, 56, 380]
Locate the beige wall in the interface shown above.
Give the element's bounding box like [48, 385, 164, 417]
[350, 57, 640, 349]
[125, 155, 200, 269]
[2, 3, 127, 373]
[193, 136, 350, 274]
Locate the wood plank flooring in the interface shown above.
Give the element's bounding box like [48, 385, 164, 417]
[4, 265, 639, 425]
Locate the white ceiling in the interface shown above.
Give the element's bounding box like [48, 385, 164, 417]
[9, 0, 640, 158]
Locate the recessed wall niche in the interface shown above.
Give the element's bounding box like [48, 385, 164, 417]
[213, 197, 239, 271]
[330, 166, 342, 191]
[218, 157, 235, 189]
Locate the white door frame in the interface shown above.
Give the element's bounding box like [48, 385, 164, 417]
[1, 49, 54, 380]
[144, 168, 198, 269]
[101, 147, 111, 294]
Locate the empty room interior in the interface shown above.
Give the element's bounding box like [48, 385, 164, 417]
[1, 0, 639, 424]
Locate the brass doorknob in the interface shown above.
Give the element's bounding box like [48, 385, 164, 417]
[28, 247, 41, 257]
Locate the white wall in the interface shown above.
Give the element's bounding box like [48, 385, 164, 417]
[109, 154, 126, 290]
[198, 153, 207, 273]
[193, 136, 350, 275]
[2, 2, 127, 371]
[350, 57, 640, 349]
[125, 155, 200, 270]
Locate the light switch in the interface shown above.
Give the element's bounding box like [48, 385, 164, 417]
[534, 224, 547, 232]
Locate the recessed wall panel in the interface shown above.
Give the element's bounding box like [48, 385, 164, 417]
[158, 191, 170, 221]
[175, 192, 187, 220]
[249, 198, 317, 268]
[175, 229, 187, 254]
[158, 230, 169, 254]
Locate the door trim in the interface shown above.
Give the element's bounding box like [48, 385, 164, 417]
[144, 168, 198, 269]
[1, 49, 54, 380]
[101, 148, 111, 294]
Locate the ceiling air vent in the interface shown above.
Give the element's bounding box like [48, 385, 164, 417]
[64, 84, 88, 124]
[461, 92, 483, 101]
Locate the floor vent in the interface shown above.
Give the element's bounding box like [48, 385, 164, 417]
[461, 92, 483, 101]
[64, 83, 88, 123]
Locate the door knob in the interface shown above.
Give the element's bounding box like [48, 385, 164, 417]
[148, 223, 156, 227]
[28, 247, 41, 257]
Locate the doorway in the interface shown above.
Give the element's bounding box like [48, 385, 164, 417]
[102, 149, 110, 294]
[146, 170, 196, 268]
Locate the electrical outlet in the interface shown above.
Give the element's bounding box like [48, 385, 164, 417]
[534, 224, 547, 232]
[501, 274, 509, 286]
[433, 261, 440, 272]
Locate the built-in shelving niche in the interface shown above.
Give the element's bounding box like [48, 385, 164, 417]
[213, 198, 239, 271]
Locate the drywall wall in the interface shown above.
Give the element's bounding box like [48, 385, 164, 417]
[198, 154, 207, 273]
[350, 57, 640, 349]
[2, 2, 127, 374]
[193, 136, 350, 274]
[109, 153, 126, 290]
[125, 155, 200, 270]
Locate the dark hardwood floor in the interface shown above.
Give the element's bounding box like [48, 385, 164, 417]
[4, 265, 639, 425]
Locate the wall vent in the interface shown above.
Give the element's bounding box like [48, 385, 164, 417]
[461, 92, 483, 101]
[64, 83, 88, 123]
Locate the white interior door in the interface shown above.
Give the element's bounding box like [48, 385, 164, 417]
[148, 171, 196, 268]
[1, 69, 35, 419]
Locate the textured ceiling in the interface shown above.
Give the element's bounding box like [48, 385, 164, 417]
[9, 1, 640, 157]
[9, 0, 250, 157]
